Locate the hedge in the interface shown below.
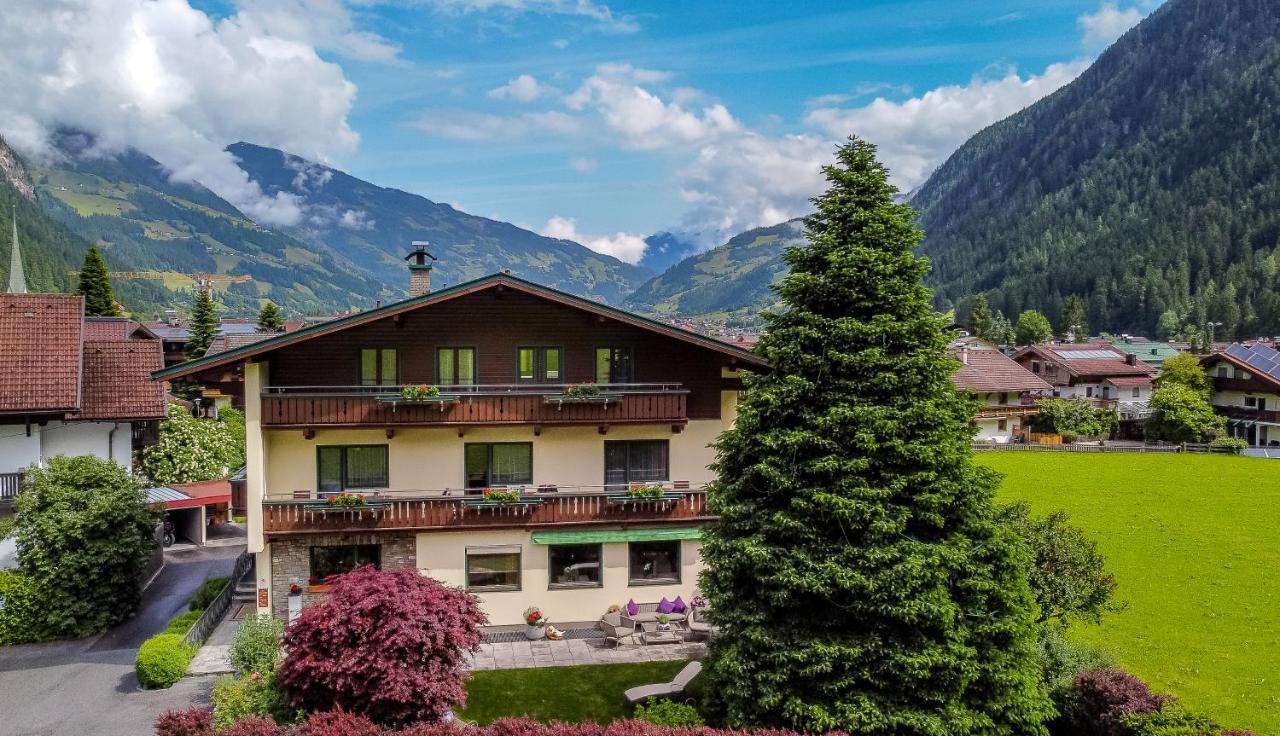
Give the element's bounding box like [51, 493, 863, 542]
[191, 576, 231, 611]
[167, 609, 205, 635]
[0, 571, 51, 646]
[137, 633, 197, 688]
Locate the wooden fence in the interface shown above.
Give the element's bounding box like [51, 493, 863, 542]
[181, 550, 252, 650]
[974, 442, 1234, 455]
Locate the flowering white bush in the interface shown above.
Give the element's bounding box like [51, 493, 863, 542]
[142, 406, 245, 484]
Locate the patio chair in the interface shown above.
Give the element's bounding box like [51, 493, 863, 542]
[598, 612, 634, 648]
[686, 608, 717, 640]
[624, 661, 703, 704]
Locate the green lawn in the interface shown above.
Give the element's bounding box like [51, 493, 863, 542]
[460, 661, 688, 724]
[983, 452, 1280, 733]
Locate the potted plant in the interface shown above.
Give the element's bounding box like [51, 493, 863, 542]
[400, 384, 442, 401]
[656, 613, 671, 632]
[482, 487, 523, 504]
[327, 492, 367, 508]
[627, 484, 666, 500]
[524, 606, 548, 640]
[289, 583, 302, 596]
[562, 383, 602, 398]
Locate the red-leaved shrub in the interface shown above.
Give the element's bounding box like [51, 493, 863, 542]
[155, 707, 214, 736]
[293, 710, 384, 736]
[1064, 669, 1170, 736]
[222, 716, 289, 736]
[278, 566, 486, 727]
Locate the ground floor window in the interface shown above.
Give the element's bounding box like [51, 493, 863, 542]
[548, 544, 602, 588]
[465, 443, 533, 490]
[628, 540, 680, 585]
[466, 548, 521, 591]
[309, 544, 380, 583]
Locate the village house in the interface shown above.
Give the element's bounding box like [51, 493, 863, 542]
[1012, 342, 1158, 422]
[1202, 343, 1280, 448]
[949, 342, 1051, 443]
[153, 258, 764, 627]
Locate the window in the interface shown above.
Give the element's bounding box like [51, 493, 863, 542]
[317, 445, 389, 492]
[1217, 365, 1229, 378]
[1132, 387, 1141, 398]
[605, 440, 669, 488]
[1241, 371, 1252, 380]
[466, 548, 521, 590]
[997, 419, 1008, 431]
[437, 347, 476, 385]
[360, 348, 398, 386]
[595, 347, 633, 384]
[1246, 396, 1258, 408]
[517, 347, 562, 382]
[629, 541, 680, 585]
[998, 392, 1009, 405]
[309, 544, 379, 583]
[1031, 361, 1041, 374]
[1086, 386, 1094, 398]
[548, 544, 602, 588]
[465, 443, 533, 489]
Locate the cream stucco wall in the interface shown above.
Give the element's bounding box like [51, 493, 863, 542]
[417, 529, 704, 626]
[41, 421, 134, 470]
[1212, 389, 1280, 411]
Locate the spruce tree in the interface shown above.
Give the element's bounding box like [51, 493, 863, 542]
[187, 289, 219, 358]
[969, 293, 993, 341]
[257, 301, 285, 333]
[1060, 295, 1089, 341]
[78, 244, 120, 317]
[700, 138, 1052, 736]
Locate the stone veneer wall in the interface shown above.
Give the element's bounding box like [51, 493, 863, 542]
[269, 532, 416, 618]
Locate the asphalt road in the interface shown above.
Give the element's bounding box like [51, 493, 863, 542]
[0, 544, 244, 736]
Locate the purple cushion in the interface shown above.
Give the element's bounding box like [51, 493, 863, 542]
[671, 596, 687, 614]
[656, 597, 675, 614]
[626, 599, 639, 616]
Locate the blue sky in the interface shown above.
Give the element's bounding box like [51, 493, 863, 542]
[3, 0, 1162, 264]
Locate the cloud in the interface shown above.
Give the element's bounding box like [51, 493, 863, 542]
[569, 157, 597, 172]
[565, 64, 740, 150]
[488, 74, 545, 102]
[542, 216, 647, 264]
[0, 0, 362, 226]
[418, 0, 638, 32]
[233, 0, 401, 63]
[410, 110, 579, 140]
[551, 38, 569, 49]
[339, 209, 375, 229]
[1078, 2, 1144, 48]
[805, 60, 1089, 190]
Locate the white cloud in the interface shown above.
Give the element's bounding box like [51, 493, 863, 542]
[0, 0, 362, 226]
[233, 0, 401, 63]
[488, 74, 545, 102]
[805, 60, 1089, 190]
[339, 209, 374, 229]
[569, 157, 597, 172]
[410, 110, 579, 140]
[565, 64, 740, 150]
[1078, 2, 1144, 48]
[551, 38, 569, 49]
[542, 215, 647, 264]
[418, 0, 638, 32]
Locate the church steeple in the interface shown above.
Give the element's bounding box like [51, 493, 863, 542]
[7, 205, 26, 294]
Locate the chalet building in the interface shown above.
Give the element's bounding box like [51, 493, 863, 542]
[1012, 343, 1158, 421]
[949, 343, 1051, 442]
[0, 295, 168, 506]
[1104, 337, 1182, 371]
[1202, 343, 1280, 448]
[154, 270, 764, 626]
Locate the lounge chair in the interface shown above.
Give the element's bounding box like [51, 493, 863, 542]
[598, 612, 634, 648]
[686, 608, 717, 640]
[624, 661, 703, 704]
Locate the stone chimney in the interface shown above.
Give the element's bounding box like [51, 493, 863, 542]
[405, 240, 437, 297]
[1125, 353, 1138, 366]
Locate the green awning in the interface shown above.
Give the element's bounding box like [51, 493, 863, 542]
[531, 527, 702, 545]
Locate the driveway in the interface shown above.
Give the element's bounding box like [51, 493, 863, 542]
[0, 544, 245, 736]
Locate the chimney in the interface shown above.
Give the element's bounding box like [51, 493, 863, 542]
[959, 346, 970, 365]
[404, 240, 437, 297]
[1125, 353, 1137, 366]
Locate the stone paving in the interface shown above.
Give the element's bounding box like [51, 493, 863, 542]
[466, 636, 707, 670]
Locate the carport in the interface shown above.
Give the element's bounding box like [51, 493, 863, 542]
[145, 479, 232, 546]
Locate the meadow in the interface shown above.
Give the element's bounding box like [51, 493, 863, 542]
[983, 452, 1280, 733]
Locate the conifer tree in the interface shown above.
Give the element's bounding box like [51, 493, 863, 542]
[1060, 295, 1089, 341]
[78, 244, 120, 317]
[969, 293, 993, 340]
[700, 138, 1052, 736]
[187, 289, 219, 359]
[257, 301, 285, 333]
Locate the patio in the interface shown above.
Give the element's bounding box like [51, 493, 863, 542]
[466, 635, 706, 670]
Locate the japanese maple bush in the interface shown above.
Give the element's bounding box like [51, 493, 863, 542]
[277, 566, 486, 727]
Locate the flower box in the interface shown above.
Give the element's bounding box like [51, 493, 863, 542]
[606, 492, 685, 505]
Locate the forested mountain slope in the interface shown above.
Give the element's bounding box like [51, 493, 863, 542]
[913, 0, 1280, 339]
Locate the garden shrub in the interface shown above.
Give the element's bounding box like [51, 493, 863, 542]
[632, 699, 704, 727]
[136, 633, 196, 688]
[191, 576, 231, 611]
[1056, 669, 1170, 736]
[1030, 398, 1118, 440]
[1209, 436, 1248, 454]
[1002, 502, 1118, 626]
[221, 717, 288, 736]
[155, 707, 214, 736]
[143, 406, 245, 484]
[292, 710, 383, 736]
[1038, 627, 1113, 694]
[167, 609, 205, 635]
[0, 571, 52, 645]
[230, 614, 285, 675]
[213, 672, 294, 731]
[278, 566, 486, 727]
[1120, 705, 1221, 736]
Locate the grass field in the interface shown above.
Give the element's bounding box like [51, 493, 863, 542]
[983, 452, 1280, 733]
[460, 661, 688, 724]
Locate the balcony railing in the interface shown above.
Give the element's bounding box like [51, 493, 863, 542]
[261, 383, 689, 428]
[261, 483, 713, 535]
[1216, 405, 1280, 424]
[0, 471, 23, 502]
[975, 405, 1040, 419]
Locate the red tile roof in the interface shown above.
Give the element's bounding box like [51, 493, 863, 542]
[0, 294, 83, 414]
[79, 339, 168, 420]
[84, 317, 158, 342]
[1104, 376, 1154, 386]
[1014, 343, 1158, 379]
[951, 348, 1053, 393]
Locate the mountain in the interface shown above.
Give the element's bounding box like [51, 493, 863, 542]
[639, 231, 699, 273]
[0, 136, 91, 296]
[625, 219, 803, 326]
[913, 0, 1280, 340]
[227, 143, 651, 304]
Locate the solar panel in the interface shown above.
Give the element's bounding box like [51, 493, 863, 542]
[1231, 343, 1280, 381]
[1057, 350, 1118, 359]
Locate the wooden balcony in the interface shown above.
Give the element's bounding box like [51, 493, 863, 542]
[261, 487, 713, 536]
[1215, 405, 1280, 424]
[975, 405, 1040, 419]
[261, 384, 689, 428]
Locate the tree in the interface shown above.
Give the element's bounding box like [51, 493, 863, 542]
[699, 138, 1052, 735]
[78, 244, 120, 317]
[278, 566, 486, 727]
[1156, 310, 1181, 341]
[142, 406, 245, 484]
[1029, 398, 1118, 441]
[188, 289, 219, 359]
[256, 302, 284, 333]
[15, 456, 159, 637]
[1060, 296, 1089, 342]
[1145, 384, 1226, 443]
[1015, 309, 1054, 346]
[1158, 352, 1211, 397]
[969, 293, 993, 340]
[989, 309, 1016, 346]
[1001, 503, 1117, 626]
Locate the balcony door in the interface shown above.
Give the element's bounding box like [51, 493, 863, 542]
[595, 347, 633, 384]
[517, 347, 562, 383]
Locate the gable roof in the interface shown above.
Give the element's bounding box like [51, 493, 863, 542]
[154, 272, 767, 381]
[951, 347, 1052, 394]
[84, 316, 159, 342]
[1013, 342, 1157, 379]
[79, 339, 167, 420]
[0, 294, 84, 414]
[1204, 343, 1280, 391]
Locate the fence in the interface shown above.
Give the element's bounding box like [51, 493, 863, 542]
[182, 549, 252, 649]
[974, 442, 1234, 455]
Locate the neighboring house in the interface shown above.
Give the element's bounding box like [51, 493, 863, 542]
[144, 314, 304, 367]
[1104, 337, 1182, 371]
[0, 294, 168, 506]
[950, 344, 1052, 443]
[1012, 343, 1158, 422]
[154, 267, 765, 626]
[1201, 343, 1280, 448]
